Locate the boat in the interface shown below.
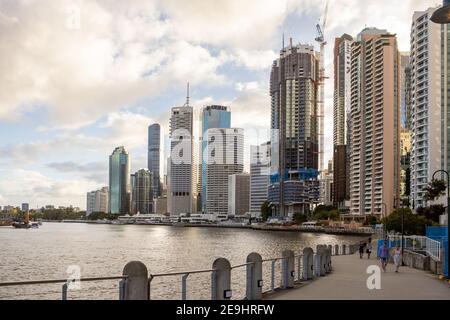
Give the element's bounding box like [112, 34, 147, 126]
[12, 211, 33, 229]
[0, 220, 14, 227]
[12, 222, 31, 229]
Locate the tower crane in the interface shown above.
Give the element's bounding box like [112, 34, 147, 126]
[315, 0, 328, 174]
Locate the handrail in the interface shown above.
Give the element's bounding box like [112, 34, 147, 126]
[0, 275, 127, 287]
[231, 262, 254, 270]
[149, 268, 216, 278]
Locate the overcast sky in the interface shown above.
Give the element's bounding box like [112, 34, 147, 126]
[0, 0, 439, 209]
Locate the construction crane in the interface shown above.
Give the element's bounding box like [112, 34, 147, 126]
[315, 0, 328, 174]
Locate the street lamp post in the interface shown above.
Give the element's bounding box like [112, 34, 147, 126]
[378, 202, 387, 240]
[401, 202, 405, 266]
[432, 169, 450, 279]
[431, 0, 450, 24]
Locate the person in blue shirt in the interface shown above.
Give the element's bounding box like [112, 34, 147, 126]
[378, 241, 390, 272]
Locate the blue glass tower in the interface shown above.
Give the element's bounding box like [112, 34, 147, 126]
[148, 123, 161, 198]
[200, 105, 231, 212]
[109, 146, 131, 214]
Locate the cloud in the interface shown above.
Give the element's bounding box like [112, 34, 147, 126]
[0, 134, 104, 165]
[0, 0, 228, 128]
[0, 169, 99, 208]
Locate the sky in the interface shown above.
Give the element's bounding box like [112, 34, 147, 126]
[0, 0, 440, 209]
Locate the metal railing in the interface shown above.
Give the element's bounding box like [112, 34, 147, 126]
[387, 235, 441, 261]
[0, 241, 364, 300]
[148, 268, 216, 300]
[0, 276, 128, 300]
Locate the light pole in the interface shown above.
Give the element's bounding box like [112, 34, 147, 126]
[378, 202, 387, 240]
[401, 200, 405, 266]
[432, 170, 450, 279]
[431, 0, 450, 24]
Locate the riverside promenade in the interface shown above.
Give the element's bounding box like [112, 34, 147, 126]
[266, 245, 450, 300]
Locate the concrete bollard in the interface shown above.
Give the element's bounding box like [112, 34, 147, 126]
[313, 253, 322, 277]
[334, 244, 339, 256]
[122, 261, 149, 300]
[319, 248, 327, 276]
[326, 248, 332, 273]
[302, 247, 314, 280]
[246, 252, 263, 300]
[212, 258, 232, 300]
[281, 250, 295, 289]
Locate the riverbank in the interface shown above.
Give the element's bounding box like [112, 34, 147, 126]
[42, 220, 374, 236]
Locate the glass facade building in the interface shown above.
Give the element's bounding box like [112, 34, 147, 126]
[109, 146, 131, 214]
[148, 123, 161, 198]
[131, 169, 153, 214]
[199, 105, 231, 212]
[269, 42, 320, 218]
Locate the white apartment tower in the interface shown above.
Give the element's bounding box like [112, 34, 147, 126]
[169, 106, 194, 215]
[205, 128, 244, 215]
[86, 187, 109, 215]
[410, 7, 446, 209]
[250, 142, 271, 217]
[349, 28, 401, 216]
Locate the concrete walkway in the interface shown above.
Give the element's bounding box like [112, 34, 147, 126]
[266, 250, 450, 300]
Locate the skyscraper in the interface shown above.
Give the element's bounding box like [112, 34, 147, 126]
[410, 7, 447, 209]
[21, 203, 29, 212]
[169, 105, 194, 215]
[268, 40, 320, 218]
[333, 34, 353, 209]
[131, 169, 153, 214]
[250, 142, 271, 218]
[86, 187, 109, 215]
[148, 123, 161, 198]
[400, 52, 411, 129]
[228, 174, 250, 217]
[205, 128, 244, 215]
[349, 28, 401, 216]
[109, 146, 131, 214]
[199, 105, 231, 212]
[319, 160, 333, 206]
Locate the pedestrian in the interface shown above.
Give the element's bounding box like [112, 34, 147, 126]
[359, 241, 366, 259]
[393, 245, 402, 273]
[378, 241, 389, 272]
[366, 241, 372, 259]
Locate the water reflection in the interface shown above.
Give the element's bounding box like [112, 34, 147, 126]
[0, 223, 364, 300]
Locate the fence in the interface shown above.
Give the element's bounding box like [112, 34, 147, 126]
[0, 242, 362, 300]
[387, 235, 441, 261]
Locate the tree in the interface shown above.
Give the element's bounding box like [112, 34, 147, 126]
[365, 215, 378, 226]
[261, 201, 271, 222]
[382, 208, 435, 235]
[416, 205, 445, 223]
[293, 212, 307, 225]
[313, 205, 337, 215]
[424, 179, 447, 201]
[313, 209, 340, 221]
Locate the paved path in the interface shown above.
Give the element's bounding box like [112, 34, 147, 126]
[266, 250, 450, 300]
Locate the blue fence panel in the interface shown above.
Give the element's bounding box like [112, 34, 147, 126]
[426, 226, 448, 241]
[444, 239, 448, 278]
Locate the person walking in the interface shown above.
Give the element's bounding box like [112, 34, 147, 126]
[366, 241, 372, 259]
[378, 241, 389, 272]
[359, 241, 366, 259]
[393, 245, 402, 273]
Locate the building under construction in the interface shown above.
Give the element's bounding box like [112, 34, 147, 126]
[268, 40, 321, 218]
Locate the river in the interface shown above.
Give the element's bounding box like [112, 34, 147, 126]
[0, 222, 365, 300]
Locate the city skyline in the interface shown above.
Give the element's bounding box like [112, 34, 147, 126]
[0, 0, 438, 209]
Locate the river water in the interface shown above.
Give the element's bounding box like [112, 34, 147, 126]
[0, 222, 365, 300]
